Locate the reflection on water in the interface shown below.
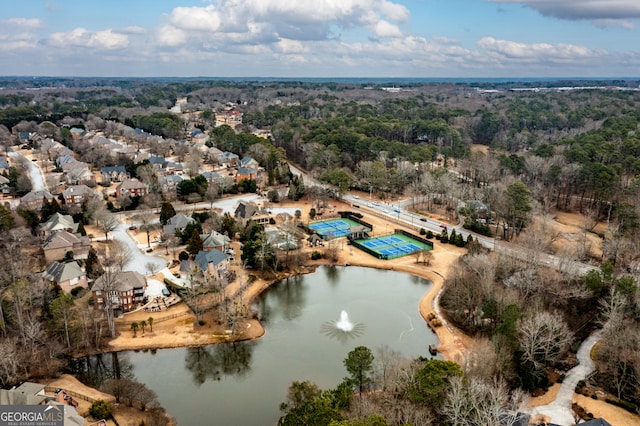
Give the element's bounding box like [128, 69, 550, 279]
[324, 264, 340, 284]
[184, 342, 255, 386]
[67, 352, 135, 388]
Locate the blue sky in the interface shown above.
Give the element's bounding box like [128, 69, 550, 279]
[0, 0, 638, 78]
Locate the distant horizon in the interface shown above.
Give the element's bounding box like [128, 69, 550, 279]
[2, 75, 640, 84]
[1, 2, 639, 78]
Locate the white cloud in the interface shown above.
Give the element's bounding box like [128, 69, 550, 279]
[0, 33, 38, 51]
[490, 0, 640, 23]
[156, 25, 187, 47]
[47, 28, 129, 50]
[370, 20, 403, 38]
[477, 36, 604, 63]
[164, 0, 410, 46]
[1, 18, 43, 30]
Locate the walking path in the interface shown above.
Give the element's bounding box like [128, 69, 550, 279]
[528, 329, 604, 425]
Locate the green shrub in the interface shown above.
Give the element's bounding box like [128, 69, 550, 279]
[419, 228, 426, 235]
[311, 251, 322, 260]
[89, 400, 112, 420]
[605, 398, 638, 413]
[70, 286, 84, 297]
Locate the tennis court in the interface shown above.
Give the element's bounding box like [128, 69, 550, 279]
[308, 218, 368, 239]
[354, 233, 431, 259]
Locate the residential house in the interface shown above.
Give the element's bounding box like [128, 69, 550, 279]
[92, 270, 147, 312]
[0, 156, 10, 175]
[42, 260, 88, 293]
[62, 185, 96, 206]
[69, 127, 87, 140]
[62, 161, 94, 185]
[234, 200, 270, 225]
[149, 156, 166, 172]
[239, 156, 260, 169]
[201, 170, 231, 190]
[116, 178, 148, 198]
[220, 151, 239, 167]
[158, 174, 184, 192]
[215, 107, 243, 127]
[190, 248, 231, 281]
[201, 230, 231, 252]
[0, 175, 10, 197]
[163, 213, 195, 234]
[207, 146, 224, 163]
[235, 167, 258, 182]
[39, 212, 78, 237]
[20, 190, 55, 211]
[42, 230, 91, 263]
[0, 382, 85, 425]
[55, 154, 76, 169]
[101, 166, 130, 183]
[163, 160, 184, 176]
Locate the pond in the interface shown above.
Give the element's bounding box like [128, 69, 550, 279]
[70, 266, 439, 425]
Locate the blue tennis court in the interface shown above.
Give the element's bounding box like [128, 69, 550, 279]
[309, 218, 370, 239]
[353, 233, 432, 259]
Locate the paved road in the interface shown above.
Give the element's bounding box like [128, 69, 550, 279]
[527, 329, 603, 425]
[9, 150, 46, 192]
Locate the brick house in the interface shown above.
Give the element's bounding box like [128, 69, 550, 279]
[92, 270, 147, 312]
[116, 178, 148, 198]
[62, 185, 96, 206]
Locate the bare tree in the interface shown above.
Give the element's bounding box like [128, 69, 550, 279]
[96, 209, 120, 241]
[105, 239, 133, 272]
[442, 376, 528, 426]
[517, 311, 573, 371]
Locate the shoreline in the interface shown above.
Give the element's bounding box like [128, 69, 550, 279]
[104, 246, 469, 364]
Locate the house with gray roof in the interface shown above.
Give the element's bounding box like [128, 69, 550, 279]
[42, 230, 91, 263]
[234, 201, 270, 225]
[55, 154, 76, 168]
[163, 213, 196, 235]
[0, 382, 85, 425]
[195, 248, 231, 280]
[101, 165, 130, 183]
[63, 161, 94, 185]
[20, 190, 55, 211]
[62, 185, 96, 206]
[0, 175, 10, 196]
[239, 156, 259, 168]
[220, 151, 239, 167]
[201, 230, 231, 252]
[42, 261, 88, 293]
[39, 212, 78, 237]
[159, 174, 184, 192]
